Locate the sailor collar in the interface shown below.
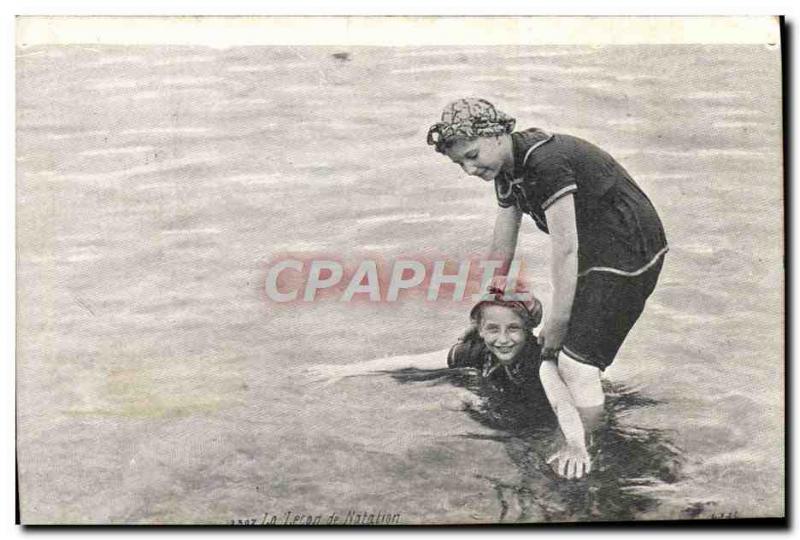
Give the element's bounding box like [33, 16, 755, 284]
[480, 340, 539, 386]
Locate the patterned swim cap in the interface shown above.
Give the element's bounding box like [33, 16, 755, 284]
[469, 275, 543, 328]
[427, 98, 516, 153]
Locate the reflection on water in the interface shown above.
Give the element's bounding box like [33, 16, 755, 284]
[390, 368, 686, 522]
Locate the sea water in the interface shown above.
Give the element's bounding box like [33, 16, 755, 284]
[16, 44, 783, 523]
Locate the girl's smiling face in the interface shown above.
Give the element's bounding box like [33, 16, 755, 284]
[443, 136, 512, 181]
[477, 304, 529, 364]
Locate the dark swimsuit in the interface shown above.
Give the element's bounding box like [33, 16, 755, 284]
[447, 337, 545, 397]
[494, 129, 668, 370]
[447, 336, 557, 429]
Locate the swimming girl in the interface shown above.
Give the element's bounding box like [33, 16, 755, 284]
[308, 277, 595, 479]
[426, 98, 667, 441]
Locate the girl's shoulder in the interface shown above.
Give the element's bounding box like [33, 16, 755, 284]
[513, 128, 555, 167]
[517, 340, 543, 371]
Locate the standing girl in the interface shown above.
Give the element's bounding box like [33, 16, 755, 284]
[427, 98, 667, 428]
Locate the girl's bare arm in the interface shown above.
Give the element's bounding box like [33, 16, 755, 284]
[539, 358, 592, 479]
[540, 194, 578, 352]
[305, 349, 449, 386]
[539, 359, 587, 447]
[489, 205, 523, 275]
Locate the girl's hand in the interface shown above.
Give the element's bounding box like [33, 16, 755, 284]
[547, 443, 592, 479]
[538, 318, 569, 355]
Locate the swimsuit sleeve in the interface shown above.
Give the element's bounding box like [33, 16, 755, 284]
[531, 154, 578, 211]
[518, 341, 549, 403]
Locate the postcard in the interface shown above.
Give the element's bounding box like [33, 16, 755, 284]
[15, 16, 784, 524]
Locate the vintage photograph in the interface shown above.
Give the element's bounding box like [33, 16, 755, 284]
[15, 16, 784, 524]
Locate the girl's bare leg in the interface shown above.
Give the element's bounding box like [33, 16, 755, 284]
[556, 353, 604, 405]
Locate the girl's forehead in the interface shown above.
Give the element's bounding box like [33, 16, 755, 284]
[480, 304, 525, 325]
[444, 138, 479, 160]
